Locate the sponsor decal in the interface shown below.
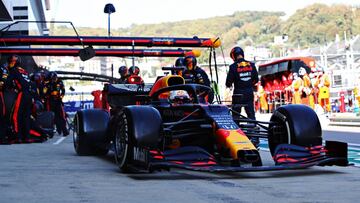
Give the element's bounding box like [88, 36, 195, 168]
[240, 77, 251, 81]
[133, 147, 148, 163]
[143, 50, 161, 56]
[162, 109, 184, 117]
[237, 66, 252, 72]
[234, 141, 250, 144]
[211, 114, 238, 130]
[216, 129, 256, 158]
[239, 72, 250, 77]
[237, 62, 252, 72]
[63, 100, 93, 113]
[153, 38, 174, 45]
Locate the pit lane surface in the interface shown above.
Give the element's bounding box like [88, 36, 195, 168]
[323, 127, 360, 144]
[0, 134, 359, 203]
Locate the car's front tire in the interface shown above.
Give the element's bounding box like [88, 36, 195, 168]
[113, 106, 162, 172]
[114, 110, 132, 171]
[73, 109, 110, 156]
[268, 104, 322, 155]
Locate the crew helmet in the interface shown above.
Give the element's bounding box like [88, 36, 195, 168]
[230, 46, 244, 61]
[118, 66, 128, 77]
[7, 54, 21, 67]
[175, 57, 185, 67]
[128, 66, 140, 75]
[184, 55, 197, 71]
[49, 71, 58, 82]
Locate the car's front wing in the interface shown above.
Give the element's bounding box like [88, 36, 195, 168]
[146, 141, 349, 172]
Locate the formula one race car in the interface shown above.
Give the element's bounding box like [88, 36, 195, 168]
[73, 74, 349, 172]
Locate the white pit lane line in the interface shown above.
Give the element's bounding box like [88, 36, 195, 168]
[349, 143, 360, 148]
[53, 137, 67, 145]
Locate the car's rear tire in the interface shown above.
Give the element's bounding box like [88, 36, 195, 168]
[73, 109, 110, 156]
[268, 104, 322, 155]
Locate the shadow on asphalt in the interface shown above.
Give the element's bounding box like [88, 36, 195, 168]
[125, 168, 345, 181]
[90, 150, 347, 180]
[97, 153, 116, 164]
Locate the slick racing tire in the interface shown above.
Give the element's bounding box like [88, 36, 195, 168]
[114, 106, 162, 172]
[73, 109, 110, 156]
[268, 104, 322, 156]
[114, 110, 132, 172]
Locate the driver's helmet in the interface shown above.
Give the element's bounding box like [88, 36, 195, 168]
[169, 90, 190, 104]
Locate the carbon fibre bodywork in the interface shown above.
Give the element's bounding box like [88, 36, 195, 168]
[90, 80, 349, 172]
[72, 73, 349, 172]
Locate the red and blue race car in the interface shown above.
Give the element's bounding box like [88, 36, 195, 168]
[73, 74, 348, 172]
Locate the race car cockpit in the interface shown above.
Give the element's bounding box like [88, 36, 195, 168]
[168, 90, 192, 105]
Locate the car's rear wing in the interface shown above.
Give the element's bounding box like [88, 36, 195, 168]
[105, 83, 153, 107]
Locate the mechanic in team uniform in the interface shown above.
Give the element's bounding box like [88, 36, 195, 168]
[127, 66, 144, 85]
[182, 55, 210, 86]
[47, 72, 69, 136]
[0, 63, 10, 143]
[226, 47, 259, 148]
[42, 71, 51, 111]
[182, 55, 213, 103]
[226, 46, 259, 120]
[31, 72, 46, 102]
[26, 70, 51, 141]
[7, 55, 33, 143]
[118, 65, 129, 84]
[174, 57, 185, 76]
